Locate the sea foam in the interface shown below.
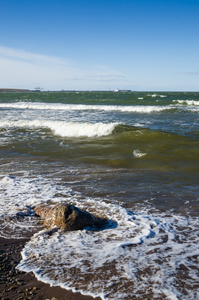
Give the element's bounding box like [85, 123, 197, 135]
[0, 102, 174, 113]
[17, 203, 199, 300]
[173, 100, 199, 106]
[1, 175, 199, 299]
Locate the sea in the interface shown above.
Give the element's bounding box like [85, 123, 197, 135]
[0, 91, 199, 299]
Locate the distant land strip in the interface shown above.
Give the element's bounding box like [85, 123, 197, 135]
[0, 88, 31, 92]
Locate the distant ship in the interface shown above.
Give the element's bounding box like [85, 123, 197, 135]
[33, 86, 41, 92]
[114, 88, 120, 92]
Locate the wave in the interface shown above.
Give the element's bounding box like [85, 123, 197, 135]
[173, 100, 199, 106]
[147, 93, 167, 98]
[1, 120, 199, 172]
[0, 120, 119, 137]
[0, 101, 175, 113]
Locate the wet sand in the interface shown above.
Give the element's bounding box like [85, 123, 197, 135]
[0, 237, 101, 300]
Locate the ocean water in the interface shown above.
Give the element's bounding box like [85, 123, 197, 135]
[0, 91, 199, 299]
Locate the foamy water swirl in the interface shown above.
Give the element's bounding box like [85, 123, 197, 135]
[1, 176, 199, 300]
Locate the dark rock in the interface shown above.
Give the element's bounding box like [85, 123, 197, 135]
[34, 204, 99, 231]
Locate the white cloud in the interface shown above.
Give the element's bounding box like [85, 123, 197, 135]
[0, 46, 66, 65]
[0, 46, 126, 90]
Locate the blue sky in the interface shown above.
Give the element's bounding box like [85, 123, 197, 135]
[0, 0, 199, 91]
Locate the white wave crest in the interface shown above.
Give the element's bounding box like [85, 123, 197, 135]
[0, 120, 118, 137]
[173, 100, 199, 106]
[147, 94, 166, 98]
[0, 102, 174, 113]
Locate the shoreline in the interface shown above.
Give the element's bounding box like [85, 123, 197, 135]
[0, 88, 31, 92]
[0, 237, 101, 300]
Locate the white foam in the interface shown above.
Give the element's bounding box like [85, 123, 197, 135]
[147, 94, 167, 98]
[148, 94, 166, 98]
[0, 175, 64, 216]
[0, 120, 118, 137]
[133, 149, 147, 158]
[173, 100, 199, 106]
[0, 175, 74, 238]
[0, 102, 174, 113]
[1, 175, 198, 299]
[17, 200, 156, 298]
[17, 206, 199, 300]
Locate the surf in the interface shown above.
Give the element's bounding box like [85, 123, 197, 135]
[0, 101, 175, 113]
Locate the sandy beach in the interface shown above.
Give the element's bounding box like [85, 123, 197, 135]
[0, 237, 100, 300]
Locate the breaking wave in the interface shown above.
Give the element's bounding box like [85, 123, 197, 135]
[0, 120, 119, 138]
[0, 102, 174, 113]
[173, 100, 199, 106]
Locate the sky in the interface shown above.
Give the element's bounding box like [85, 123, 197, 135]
[0, 0, 199, 91]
